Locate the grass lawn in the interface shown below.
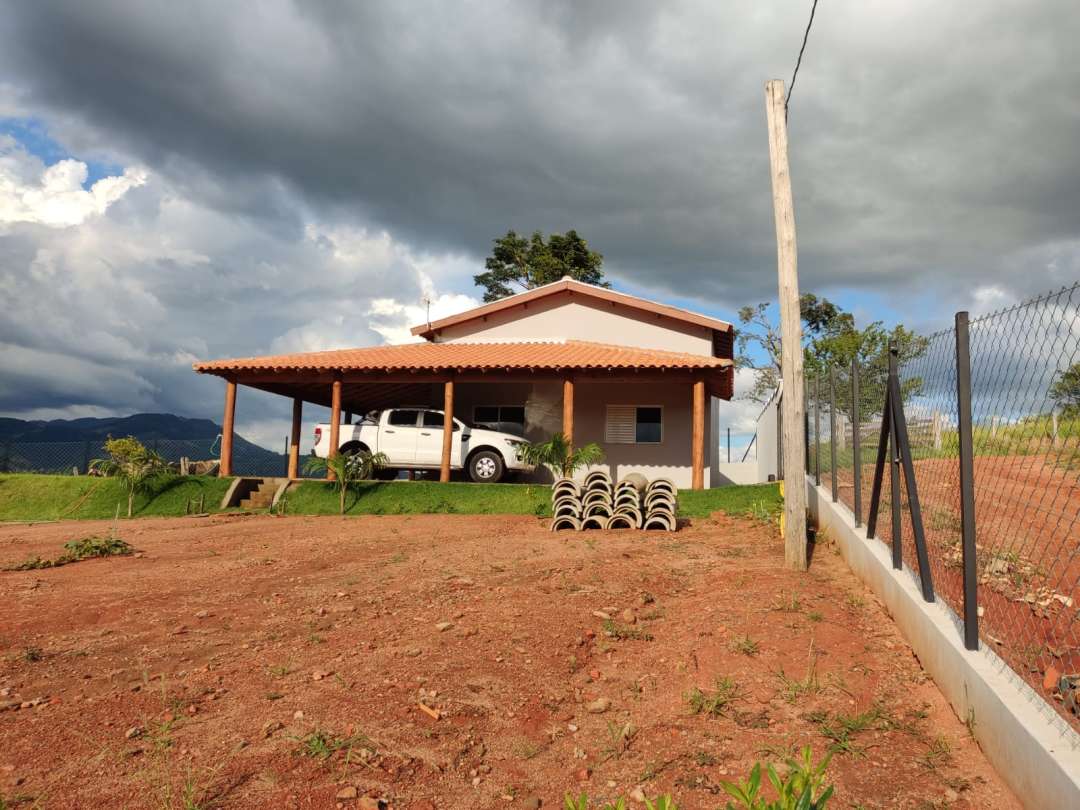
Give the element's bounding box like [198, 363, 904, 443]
[0, 474, 232, 522]
[0, 474, 782, 523]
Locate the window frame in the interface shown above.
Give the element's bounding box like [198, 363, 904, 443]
[605, 404, 665, 445]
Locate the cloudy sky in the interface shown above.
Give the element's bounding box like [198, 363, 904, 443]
[1, 0, 1078, 448]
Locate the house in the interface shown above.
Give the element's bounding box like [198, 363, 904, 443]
[193, 277, 735, 488]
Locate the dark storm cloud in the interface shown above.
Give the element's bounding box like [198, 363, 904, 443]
[5, 0, 1075, 308]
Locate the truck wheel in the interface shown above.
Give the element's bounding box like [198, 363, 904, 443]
[468, 450, 504, 483]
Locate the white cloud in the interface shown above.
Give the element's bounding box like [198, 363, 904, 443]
[0, 138, 146, 227]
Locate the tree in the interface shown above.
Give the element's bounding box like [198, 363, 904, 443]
[304, 449, 389, 515]
[736, 294, 928, 420]
[518, 433, 605, 479]
[1050, 363, 1080, 416]
[90, 436, 170, 518]
[473, 229, 607, 302]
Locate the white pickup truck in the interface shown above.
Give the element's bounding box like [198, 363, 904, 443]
[312, 408, 534, 483]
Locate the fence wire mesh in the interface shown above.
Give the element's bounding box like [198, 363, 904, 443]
[0, 438, 298, 478]
[814, 281, 1080, 729]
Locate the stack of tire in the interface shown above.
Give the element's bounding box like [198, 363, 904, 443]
[550, 471, 677, 532]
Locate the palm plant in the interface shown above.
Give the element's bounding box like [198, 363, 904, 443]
[304, 449, 389, 515]
[519, 433, 605, 479]
[90, 436, 171, 518]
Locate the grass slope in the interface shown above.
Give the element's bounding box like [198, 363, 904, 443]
[0, 474, 782, 523]
[0, 474, 231, 522]
[284, 479, 783, 519]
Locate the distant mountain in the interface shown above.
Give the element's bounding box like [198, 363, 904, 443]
[0, 413, 286, 476]
[0, 413, 224, 442]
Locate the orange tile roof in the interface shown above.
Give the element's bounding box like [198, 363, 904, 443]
[410, 278, 733, 339]
[193, 340, 733, 375]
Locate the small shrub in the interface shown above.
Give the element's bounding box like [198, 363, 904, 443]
[90, 436, 171, 517]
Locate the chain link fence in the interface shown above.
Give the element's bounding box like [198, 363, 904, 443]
[809, 281, 1080, 728]
[0, 438, 296, 478]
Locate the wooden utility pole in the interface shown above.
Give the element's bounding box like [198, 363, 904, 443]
[765, 79, 808, 571]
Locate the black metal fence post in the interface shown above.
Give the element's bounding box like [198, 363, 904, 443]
[851, 357, 862, 527]
[955, 311, 980, 650]
[804, 381, 810, 475]
[888, 343, 902, 570]
[829, 365, 838, 502]
[814, 373, 821, 486]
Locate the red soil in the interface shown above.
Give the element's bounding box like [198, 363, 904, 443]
[0, 513, 1020, 809]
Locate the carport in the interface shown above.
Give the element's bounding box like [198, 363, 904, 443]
[193, 340, 733, 488]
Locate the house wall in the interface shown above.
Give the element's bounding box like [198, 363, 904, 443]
[431, 291, 716, 356]
[450, 380, 711, 488]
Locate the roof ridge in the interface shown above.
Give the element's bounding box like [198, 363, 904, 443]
[410, 278, 732, 338]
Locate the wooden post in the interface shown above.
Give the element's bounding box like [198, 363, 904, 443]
[691, 378, 705, 490]
[441, 377, 454, 482]
[765, 79, 808, 571]
[219, 379, 236, 477]
[932, 409, 942, 451]
[288, 397, 302, 479]
[327, 375, 342, 481]
[562, 376, 575, 447]
[1052, 409, 1060, 449]
[990, 415, 999, 439]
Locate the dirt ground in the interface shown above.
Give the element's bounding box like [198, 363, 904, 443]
[835, 452, 1080, 730]
[0, 513, 1021, 809]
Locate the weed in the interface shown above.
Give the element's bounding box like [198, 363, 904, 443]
[731, 635, 760, 657]
[686, 676, 740, 716]
[843, 593, 865, 612]
[22, 647, 43, 663]
[694, 751, 718, 766]
[919, 734, 952, 771]
[600, 720, 636, 761]
[772, 591, 802, 613]
[295, 728, 373, 761]
[602, 619, 654, 641]
[776, 660, 821, 703]
[808, 611, 823, 623]
[816, 707, 886, 756]
[719, 746, 834, 809]
[564, 796, 676, 810]
[266, 662, 291, 678]
[512, 738, 544, 760]
[6, 534, 133, 571]
[746, 498, 781, 524]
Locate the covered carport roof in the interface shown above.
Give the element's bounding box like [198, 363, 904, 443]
[193, 339, 734, 409]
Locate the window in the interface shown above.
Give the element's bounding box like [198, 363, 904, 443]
[473, 405, 526, 435]
[388, 409, 420, 427]
[605, 405, 663, 444]
[422, 411, 444, 428]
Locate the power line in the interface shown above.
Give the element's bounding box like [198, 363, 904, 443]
[785, 0, 820, 120]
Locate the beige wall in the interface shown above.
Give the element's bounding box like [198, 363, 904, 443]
[446, 379, 714, 488]
[433, 291, 714, 356]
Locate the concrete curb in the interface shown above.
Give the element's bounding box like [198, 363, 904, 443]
[807, 478, 1080, 810]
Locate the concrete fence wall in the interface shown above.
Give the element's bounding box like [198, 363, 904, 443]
[806, 476, 1080, 810]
